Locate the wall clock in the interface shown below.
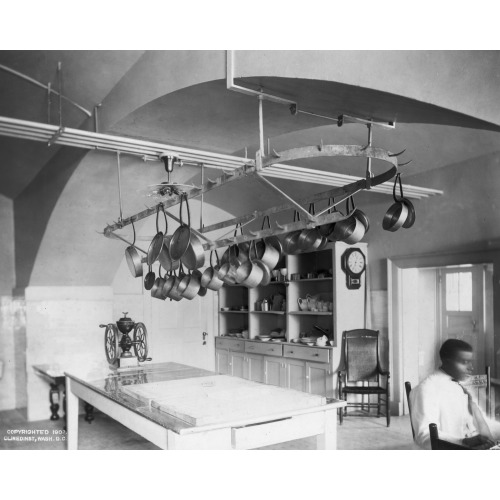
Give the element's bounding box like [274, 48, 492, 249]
[341, 248, 366, 290]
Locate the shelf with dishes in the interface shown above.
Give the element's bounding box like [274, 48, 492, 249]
[288, 311, 332, 316]
[251, 311, 285, 315]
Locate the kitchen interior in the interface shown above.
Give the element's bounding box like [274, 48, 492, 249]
[1, 47, 500, 467]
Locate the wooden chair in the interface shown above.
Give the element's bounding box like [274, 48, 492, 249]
[405, 381, 415, 438]
[429, 423, 468, 450]
[338, 329, 390, 426]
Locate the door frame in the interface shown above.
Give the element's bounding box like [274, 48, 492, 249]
[388, 248, 498, 417]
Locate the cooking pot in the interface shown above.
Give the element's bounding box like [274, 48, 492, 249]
[250, 238, 280, 271]
[158, 235, 179, 272]
[297, 203, 323, 252]
[240, 241, 264, 288]
[393, 175, 416, 229]
[382, 201, 409, 232]
[402, 198, 416, 228]
[255, 259, 272, 286]
[161, 266, 176, 300]
[151, 264, 166, 300]
[383, 174, 410, 232]
[318, 198, 338, 238]
[332, 197, 366, 244]
[201, 251, 224, 291]
[181, 229, 206, 270]
[180, 269, 202, 300]
[218, 245, 240, 285]
[166, 268, 184, 301]
[283, 211, 303, 255]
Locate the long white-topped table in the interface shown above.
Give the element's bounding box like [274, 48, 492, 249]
[65, 362, 346, 450]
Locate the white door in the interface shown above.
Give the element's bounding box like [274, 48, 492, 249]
[438, 265, 485, 375]
[147, 289, 216, 371]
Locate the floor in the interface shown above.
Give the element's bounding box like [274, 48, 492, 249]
[0, 407, 418, 450]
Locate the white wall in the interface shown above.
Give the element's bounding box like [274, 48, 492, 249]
[25, 286, 113, 421]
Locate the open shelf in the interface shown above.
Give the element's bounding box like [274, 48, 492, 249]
[250, 311, 286, 315]
[288, 277, 333, 283]
[288, 311, 332, 316]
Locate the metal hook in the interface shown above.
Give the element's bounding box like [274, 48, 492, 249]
[399, 159, 413, 167]
[388, 149, 406, 157]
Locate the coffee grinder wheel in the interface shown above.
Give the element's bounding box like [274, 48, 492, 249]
[102, 323, 120, 365]
[133, 322, 149, 362]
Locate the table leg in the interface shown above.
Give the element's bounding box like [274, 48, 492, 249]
[84, 403, 95, 423]
[49, 383, 60, 420]
[316, 409, 338, 450]
[66, 377, 79, 450]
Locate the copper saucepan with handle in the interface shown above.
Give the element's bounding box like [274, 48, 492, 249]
[383, 174, 410, 232]
[297, 203, 323, 252]
[250, 216, 281, 270]
[333, 196, 366, 244]
[283, 210, 303, 255]
[201, 251, 224, 291]
[239, 240, 264, 288]
[394, 174, 416, 229]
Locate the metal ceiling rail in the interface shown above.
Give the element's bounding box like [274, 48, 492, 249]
[0, 116, 252, 170]
[261, 164, 442, 199]
[0, 115, 442, 199]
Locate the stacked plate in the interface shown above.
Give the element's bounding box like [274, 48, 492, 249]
[300, 337, 317, 346]
[256, 334, 272, 342]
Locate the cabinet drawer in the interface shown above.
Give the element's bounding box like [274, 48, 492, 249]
[215, 337, 245, 352]
[245, 341, 283, 357]
[283, 345, 330, 363]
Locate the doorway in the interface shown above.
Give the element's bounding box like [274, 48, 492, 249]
[438, 265, 493, 375]
[388, 257, 495, 416]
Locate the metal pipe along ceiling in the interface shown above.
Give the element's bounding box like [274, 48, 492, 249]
[0, 115, 443, 199]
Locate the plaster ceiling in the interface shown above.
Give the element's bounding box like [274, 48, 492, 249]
[0, 51, 499, 202]
[0, 50, 144, 198]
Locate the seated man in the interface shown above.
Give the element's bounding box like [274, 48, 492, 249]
[410, 339, 499, 450]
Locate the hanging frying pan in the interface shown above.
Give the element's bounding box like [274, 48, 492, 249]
[147, 204, 167, 265]
[169, 193, 191, 261]
[125, 221, 144, 278]
[144, 264, 155, 290]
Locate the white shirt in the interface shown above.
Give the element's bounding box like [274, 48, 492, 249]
[409, 369, 477, 449]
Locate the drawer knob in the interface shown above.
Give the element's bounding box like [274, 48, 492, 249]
[289, 351, 294, 354]
[313, 353, 319, 357]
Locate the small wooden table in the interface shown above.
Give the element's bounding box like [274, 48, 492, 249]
[65, 362, 346, 450]
[33, 364, 95, 426]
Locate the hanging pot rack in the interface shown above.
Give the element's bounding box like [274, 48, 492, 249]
[103, 139, 401, 250]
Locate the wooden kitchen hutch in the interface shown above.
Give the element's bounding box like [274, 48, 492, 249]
[215, 241, 368, 398]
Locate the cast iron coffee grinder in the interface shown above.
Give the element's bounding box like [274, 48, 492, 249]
[100, 313, 151, 369]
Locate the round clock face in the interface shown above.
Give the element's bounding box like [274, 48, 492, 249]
[347, 250, 365, 274]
